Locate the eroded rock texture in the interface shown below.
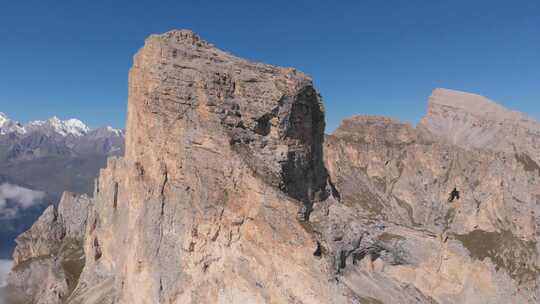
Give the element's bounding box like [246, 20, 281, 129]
[7, 31, 540, 304]
[322, 91, 540, 303]
[6, 192, 91, 304]
[66, 30, 345, 304]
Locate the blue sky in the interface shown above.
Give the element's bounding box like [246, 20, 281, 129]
[0, 0, 538, 131]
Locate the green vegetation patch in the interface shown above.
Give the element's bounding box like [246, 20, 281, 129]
[357, 296, 384, 304]
[378, 232, 405, 242]
[12, 255, 52, 272]
[345, 190, 385, 219]
[59, 238, 86, 294]
[515, 153, 540, 174]
[454, 229, 539, 284]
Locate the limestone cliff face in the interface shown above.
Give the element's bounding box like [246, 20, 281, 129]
[7, 31, 540, 304]
[66, 30, 343, 304]
[125, 30, 327, 207]
[322, 92, 540, 303]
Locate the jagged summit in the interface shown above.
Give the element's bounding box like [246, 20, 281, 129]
[126, 28, 324, 204]
[147, 29, 210, 47]
[0, 112, 8, 124]
[0, 112, 25, 135]
[0, 112, 122, 137]
[26, 116, 90, 137]
[39, 29, 333, 304]
[136, 29, 308, 86]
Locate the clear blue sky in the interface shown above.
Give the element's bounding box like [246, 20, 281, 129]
[1, 0, 538, 131]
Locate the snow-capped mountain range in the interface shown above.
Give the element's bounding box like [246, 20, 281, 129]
[0, 112, 122, 137]
[0, 112, 126, 259]
[0, 112, 125, 161]
[0, 113, 25, 135]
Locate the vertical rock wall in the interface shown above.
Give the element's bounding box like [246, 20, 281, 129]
[68, 30, 347, 304]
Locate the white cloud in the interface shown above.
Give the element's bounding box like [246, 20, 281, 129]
[0, 259, 11, 288]
[0, 259, 12, 304]
[0, 183, 45, 219]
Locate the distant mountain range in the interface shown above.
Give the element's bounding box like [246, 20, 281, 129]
[0, 113, 124, 159]
[0, 112, 125, 258]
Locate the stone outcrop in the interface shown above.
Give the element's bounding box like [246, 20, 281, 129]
[6, 192, 91, 304]
[322, 91, 540, 303]
[6, 30, 540, 304]
[65, 30, 344, 304]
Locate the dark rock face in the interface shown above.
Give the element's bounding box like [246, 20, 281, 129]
[228, 81, 328, 216]
[125, 29, 328, 212]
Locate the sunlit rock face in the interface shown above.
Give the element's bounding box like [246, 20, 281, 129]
[419, 88, 540, 164]
[7, 30, 540, 304]
[6, 192, 91, 304]
[67, 30, 345, 304]
[0, 113, 125, 260]
[322, 91, 540, 303]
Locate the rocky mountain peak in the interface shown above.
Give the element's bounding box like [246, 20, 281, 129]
[127, 28, 326, 204]
[0, 112, 125, 163]
[419, 88, 540, 164]
[32, 29, 336, 303]
[87, 126, 124, 138]
[0, 113, 25, 135]
[0, 112, 9, 125]
[1, 112, 122, 139]
[148, 29, 210, 48]
[26, 116, 90, 137]
[427, 88, 531, 122]
[323, 89, 540, 303]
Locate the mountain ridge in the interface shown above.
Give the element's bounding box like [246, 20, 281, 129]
[419, 88, 540, 165]
[426, 88, 538, 124]
[4, 30, 540, 304]
[0, 112, 123, 137]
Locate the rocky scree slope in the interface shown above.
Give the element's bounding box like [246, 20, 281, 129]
[6, 31, 540, 304]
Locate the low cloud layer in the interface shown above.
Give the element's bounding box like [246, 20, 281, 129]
[0, 183, 45, 219]
[0, 259, 12, 304]
[0, 259, 11, 288]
